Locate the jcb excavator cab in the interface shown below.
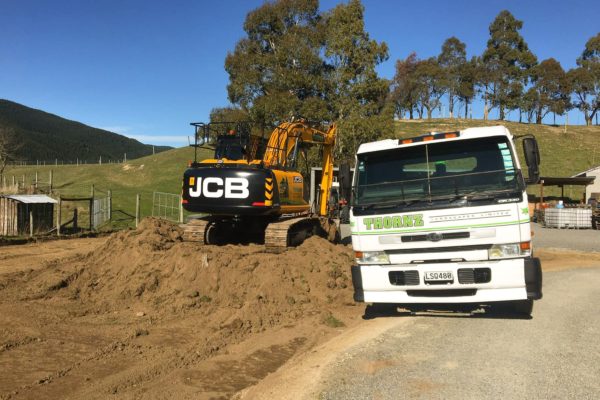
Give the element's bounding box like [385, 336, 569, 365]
[214, 134, 248, 161]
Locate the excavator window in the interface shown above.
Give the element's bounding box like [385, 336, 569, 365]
[214, 136, 246, 161]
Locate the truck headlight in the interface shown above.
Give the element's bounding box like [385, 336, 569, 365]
[488, 242, 531, 259]
[355, 251, 390, 265]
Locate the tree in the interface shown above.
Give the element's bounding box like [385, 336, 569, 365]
[224, 0, 329, 124]
[322, 0, 392, 157]
[438, 37, 466, 118]
[569, 33, 600, 126]
[528, 58, 570, 124]
[391, 52, 420, 119]
[457, 56, 478, 119]
[224, 0, 391, 159]
[521, 87, 539, 123]
[0, 128, 20, 180]
[209, 106, 250, 123]
[482, 10, 537, 120]
[414, 58, 445, 119]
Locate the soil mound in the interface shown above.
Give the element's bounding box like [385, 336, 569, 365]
[36, 218, 355, 331]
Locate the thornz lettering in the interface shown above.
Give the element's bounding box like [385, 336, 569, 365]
[363, 214, 425, 230]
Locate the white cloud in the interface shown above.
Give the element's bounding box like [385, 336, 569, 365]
[125, 134, 191, 146]
[99, 126, 133, 134]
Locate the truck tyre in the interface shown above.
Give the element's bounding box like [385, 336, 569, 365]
[512, 299, 533, 316]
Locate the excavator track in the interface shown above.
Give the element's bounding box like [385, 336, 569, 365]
[183, 215, 338, 250]
[180, 217, 212, 244]
[264, 216, 320, 253]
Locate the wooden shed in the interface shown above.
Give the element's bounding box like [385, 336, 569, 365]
[0, 195, 57, 236]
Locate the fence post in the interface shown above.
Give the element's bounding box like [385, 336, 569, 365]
[29, 208, 34, 237]
[12, 176, 15, 187]
[90, 184, 95, 198]
[57, 198, 62, 236]
[35, 171, 38, 190]
[22, 174, 25, 189]
[108, 189, 112, 220]
[135, 194, 140, 227]
[49, 170, 53, 192]
[179, 195, 184, 223]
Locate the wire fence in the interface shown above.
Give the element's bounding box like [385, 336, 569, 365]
[152, 191, 183, 223]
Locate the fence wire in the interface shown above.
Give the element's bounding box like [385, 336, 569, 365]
[92, 196, 110, 228]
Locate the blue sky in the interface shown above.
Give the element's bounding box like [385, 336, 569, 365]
[2, 0, 598, 147]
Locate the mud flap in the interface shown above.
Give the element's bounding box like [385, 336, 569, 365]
[524, 257, 542, 300]
[351, 265, 364, 302]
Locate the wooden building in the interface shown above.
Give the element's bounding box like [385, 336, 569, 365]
[573, 165, 600, 201]
[0, 195, 57, 236]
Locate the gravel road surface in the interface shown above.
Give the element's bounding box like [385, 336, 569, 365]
[532, 222, 600, 252]
[317, 266, 600, 399]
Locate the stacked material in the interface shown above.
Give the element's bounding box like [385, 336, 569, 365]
[544, 208, 592, 229]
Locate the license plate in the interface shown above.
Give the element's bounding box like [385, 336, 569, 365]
[424, 271, 454, 282]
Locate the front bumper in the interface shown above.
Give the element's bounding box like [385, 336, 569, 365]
[351, 257, 542, 304]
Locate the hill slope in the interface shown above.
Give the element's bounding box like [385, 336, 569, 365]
[0, 99, 171, 162]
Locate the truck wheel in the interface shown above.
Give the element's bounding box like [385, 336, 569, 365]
[511, 299, 533, 316]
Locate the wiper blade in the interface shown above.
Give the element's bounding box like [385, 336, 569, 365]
[356, 199, 422, 210]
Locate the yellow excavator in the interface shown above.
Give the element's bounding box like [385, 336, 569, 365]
[180, 119, 338, 251]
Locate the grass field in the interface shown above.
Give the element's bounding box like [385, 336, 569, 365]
[2, 118, 599, 229]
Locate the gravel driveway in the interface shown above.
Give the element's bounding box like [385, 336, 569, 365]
[532, 222, 600, 252]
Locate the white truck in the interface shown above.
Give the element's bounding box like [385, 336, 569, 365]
[349, 126, 542, 316]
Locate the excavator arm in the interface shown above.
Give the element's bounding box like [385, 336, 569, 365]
[262, 120, 336, 216]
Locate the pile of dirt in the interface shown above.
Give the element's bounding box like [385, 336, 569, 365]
[27, 216, 355, 332]
[0, 218, 358, 399]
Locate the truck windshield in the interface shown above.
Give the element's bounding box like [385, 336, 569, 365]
[354, 136, 522, 207]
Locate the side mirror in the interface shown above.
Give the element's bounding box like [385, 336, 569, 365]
[523, 137, 540, 184]
[338, 163, 352, 202]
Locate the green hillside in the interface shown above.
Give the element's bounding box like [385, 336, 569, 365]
[3, 119, 599, 230]
[0, 99, 171, 163]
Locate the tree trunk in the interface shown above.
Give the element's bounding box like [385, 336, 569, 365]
[499, 106, 505, 121]
[449, 95, 454, 119]
[536, 112, 542, 124]
[519, 109, 522, 123]
[464, 99, 469, 119]
[409, 108, 414, 120]
[426, 106, 432, 120]
[483, 92, 489, 120]
[585, 110, 591, 126]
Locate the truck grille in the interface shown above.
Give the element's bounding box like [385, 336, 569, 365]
[389, 270, 420, 286]
[401, 231, 470, 242]
[457, 268, 492, 284]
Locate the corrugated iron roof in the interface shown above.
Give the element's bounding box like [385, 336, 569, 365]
[572, 165, 600, 178]
[2, 194, 58, 204]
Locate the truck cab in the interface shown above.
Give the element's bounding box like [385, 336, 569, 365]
[349, 126, 542, 316]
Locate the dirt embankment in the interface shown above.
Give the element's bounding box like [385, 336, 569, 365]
[0, 218, 358, 400]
